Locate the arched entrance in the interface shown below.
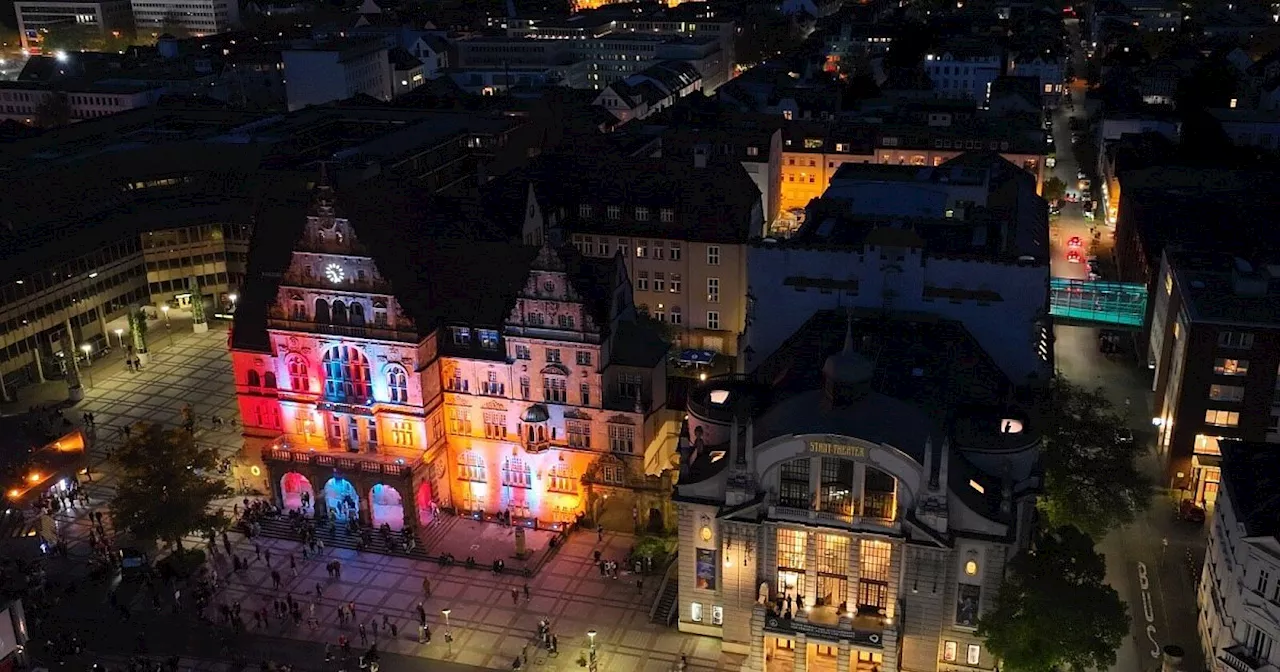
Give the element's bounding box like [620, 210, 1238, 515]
[647, 507, 664, 533]
[415, 482, 435, 526]
[370, 484, 404, 530]
[323, 477, 359, 521]
[280, 473, 314, 514]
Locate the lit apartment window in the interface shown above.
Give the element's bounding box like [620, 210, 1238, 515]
[804, 138, 823, 149]
[707, 278, 719, 303]
[1209, 385, 1245, 402]
[1213, 358, 1248, 376]
[707, 246, 720, 265]
[1205, 410, 1240, 427]
[637, 240, 648, 258]
[451, 327, 470, 345]
[836, 142, 850, 152]
[746, 146, 759, 156]
[1218, 332, 1254, 349]
[670, 273, 682, 292]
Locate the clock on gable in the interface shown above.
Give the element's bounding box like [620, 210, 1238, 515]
[324, 263, 345, 284]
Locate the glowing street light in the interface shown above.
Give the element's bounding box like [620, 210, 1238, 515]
[81, 344, 94, 388]
[114, 328, 124, 347]
[441, 608, 453, 653]
[161, 304, 170, 325]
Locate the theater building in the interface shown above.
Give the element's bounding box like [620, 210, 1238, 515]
[673, 311, 1040, 672]
[230, 176, 675, 533]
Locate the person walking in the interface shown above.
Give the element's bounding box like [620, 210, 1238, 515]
[422, 576, 432, 597]
[511, 587, 519, 605]
[358, 622, 368, 646]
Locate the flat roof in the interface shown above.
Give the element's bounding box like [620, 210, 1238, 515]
[1168, 248, 1280, 327]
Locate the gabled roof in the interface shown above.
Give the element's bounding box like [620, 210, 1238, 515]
[1220, 440, 1280, 540]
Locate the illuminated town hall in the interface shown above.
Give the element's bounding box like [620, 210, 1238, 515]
[230, 175, 676, 533]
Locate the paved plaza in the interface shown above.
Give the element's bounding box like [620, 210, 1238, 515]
[14, 322, 743, 672]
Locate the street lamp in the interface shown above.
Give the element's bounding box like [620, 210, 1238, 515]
[228, 292, 238, 306]
[161, 304, 170, 326]
[80, 344, 93, 388]
[587, 629, 598, 671]
[113, 328, 124, 348]
[441, 608, 453, 653]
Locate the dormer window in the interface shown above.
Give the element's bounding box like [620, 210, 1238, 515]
[636, 207, 649, 221]
[478, 329, 499, 350]
[579, 204, 592, 218]
[451, 327, 471, 346]
[607, 206, 621, 220]
[660, 208, 674, 223]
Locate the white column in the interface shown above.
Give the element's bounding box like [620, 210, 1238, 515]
[792, 634, 807, 672]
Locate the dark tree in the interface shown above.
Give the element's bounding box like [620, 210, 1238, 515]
[1042, 176, 1067, 203]
[979, 526, 1130, 672]
[33, 91, 71, 128]
[110, 423, 229, 550]
[1040, 378, 1151, 537]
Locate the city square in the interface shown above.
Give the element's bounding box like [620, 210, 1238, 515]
[15, 322, 740, 671]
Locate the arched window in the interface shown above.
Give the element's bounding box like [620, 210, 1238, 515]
[387, 366, 408, 403]
[246, 370, 261, 387]
[502, 457, 532, 488]
[314, 299, 330, 324]
[351, 303, 366, 326]
[322, 345, 372, 402]
[332, 300, 349, 325]
[263, 371, 277, 389]
[287, 357, 310, 392]
[458, 451, 486, 481]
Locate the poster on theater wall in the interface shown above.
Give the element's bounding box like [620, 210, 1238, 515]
[695, 549, 717, 590]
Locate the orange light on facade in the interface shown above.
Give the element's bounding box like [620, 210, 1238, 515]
[28, 473, 40, 483]
[7, 489, 19, 499]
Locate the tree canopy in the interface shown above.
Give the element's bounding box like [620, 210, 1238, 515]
[109, 423, 229, 548]
[1042, 176, 1067, 204]
[1040, 378, 1150, 538]
[978, 525, 1130, 672]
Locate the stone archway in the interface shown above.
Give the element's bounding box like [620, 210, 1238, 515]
[280, 472, 314, 514]
[416, 481, 435, 526]
[370, 483, 405, 530]
[323, 477, 359, 522]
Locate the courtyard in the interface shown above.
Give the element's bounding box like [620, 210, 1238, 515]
[17, 322, 742, 672]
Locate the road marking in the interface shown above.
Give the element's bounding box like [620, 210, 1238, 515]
[1137, 562, 1161, 659]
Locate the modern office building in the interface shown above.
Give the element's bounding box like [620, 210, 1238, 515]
[673, 309, 1039, 672]
[13, 0, 134, 52]
[230, 175, 678, 531]
[130, 0, 239, 37]
[1148, 248, 1280, 503]
[747, 154, 1052, 386]
[282, 40, 392, 111]
[1197, 439, 1280, 672]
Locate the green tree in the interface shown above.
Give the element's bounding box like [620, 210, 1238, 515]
[39, 22, 106, 52]
[1040, 378, 1151, 538]
[1042, 176, 1067, 203]
[32, 91, 71, 128]
[978, 526, 1130, 672]
[109, 423, 229, 549]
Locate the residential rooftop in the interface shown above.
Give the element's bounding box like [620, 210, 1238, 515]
[1219, 439, 1280, 539]
[1167, 248, 1280, 328]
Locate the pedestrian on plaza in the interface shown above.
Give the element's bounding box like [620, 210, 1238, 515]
[289, 554, 297, 577]
[371, 617, 379, 638]
[550, 634, 558, 654]
[511, 587, 519, 605]
[271, 570, 282, 589]
[315, 582, 323, 598]
[358, 622, 368, 646]
[422, 577, 431, 597]
[417, 603, 427, 626]
[637, 578, 643, 594]
[348, 601, 357, 621]
[597, 525, 604, 542]
[254, 543, 261, 561]
[265, 548, 272, 566]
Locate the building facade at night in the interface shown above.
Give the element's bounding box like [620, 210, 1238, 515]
[232, 177, 677, 532]
[672, 311, 1039, 672]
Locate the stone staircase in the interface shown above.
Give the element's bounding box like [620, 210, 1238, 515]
[651, 574, 679, 625]
[253, 515, 433, 562]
